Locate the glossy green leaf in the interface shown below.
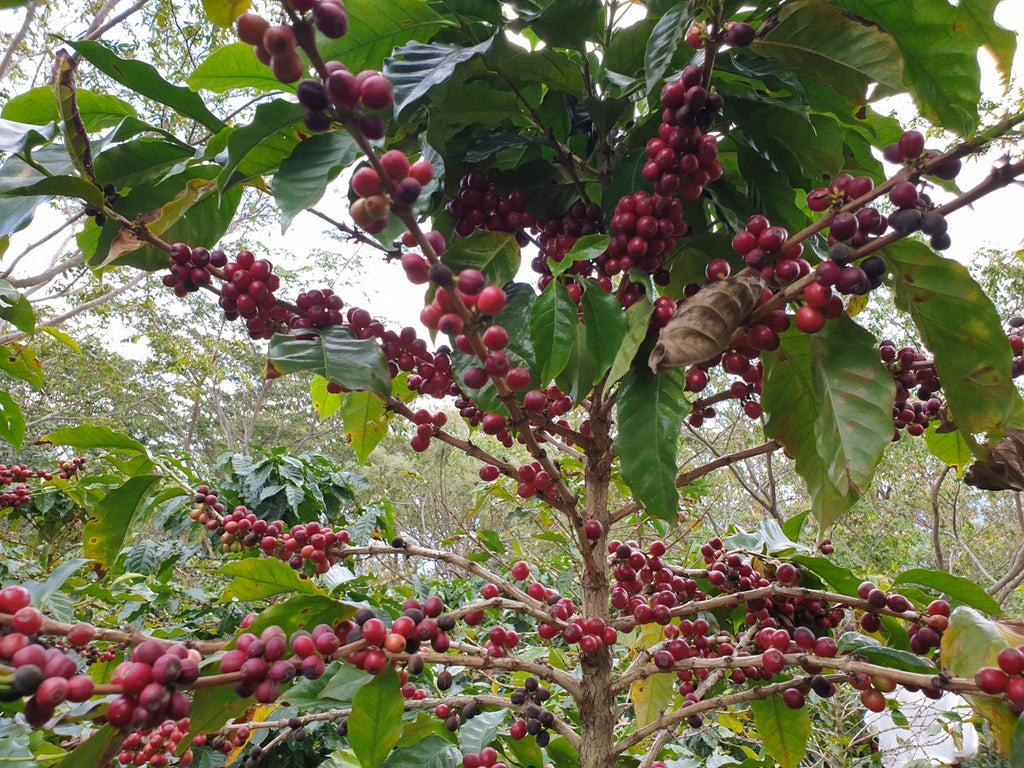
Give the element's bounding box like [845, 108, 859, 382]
[311, 374, 344, 422]
[0, 391, 25, 450]
[644, 4, 691, 96]
[887, 239, 1023, 456]
[273, 131, 360, 231]
[530, 280, 578, 383]
[3, 86, 137, 132]
[189, 42, 294, 94]
[581, 281, 626, 383]
[40, 424, 147, 454]
[486, 40, 585, 97]
[387, 38, 495, 117]
[924, 423, 973, 476]
[319, 0, 449, 77]
[0, 117, 55, 154]
[441, 230, 520, 288]
[92, 137, 195, 189]
[606, 298, 653, 387]
[615, 361, 686, 521]
[219, 99, 305, 187]
[268, 326, 392, 398]
[752, 0, 903, 104]
[82, 475, 163, 571]
[68, 41, 224, 133]
[349, 665, 405, 768]
[544, 738, 579, 768]
[555, 321, 598, 405]
[2, 175, 106, 209]
[831, 0, 980, 135]
[750, 695, 810, 768]
[55, 724, 123, 768]
[782, 510, 812, 543]
[459, 708, 506, 755]
[381, 735, 461, 768]
[956, 0, 1017, 92]
[0, 282, 35, 334]
[549, 234, 609, 277]
[186, 681, 254, 747]
[789, 556, 862, 597]
[525, 0, 603, 49]
[341, 390, 392, 464]
[761, 315, 894, 530]
[894, 568, 1002, 615]
[217, 558, 323, 603]
[837, 632, 939, 673]
[0, 342, 43, 387]
[201, 0, 249, 28]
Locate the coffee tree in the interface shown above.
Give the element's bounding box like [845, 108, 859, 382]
[1, 0, 1024, 766]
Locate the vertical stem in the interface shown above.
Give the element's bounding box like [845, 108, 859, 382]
[577, 400, 616, 768]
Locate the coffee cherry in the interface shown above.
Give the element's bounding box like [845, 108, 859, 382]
[794, 305, 825, 334]
[477, 286, 507, 316]
[360, 75, 394, 110]
[782, 688, 805, 709]
[897, 130, 925, 160]
[313, 0, 349, 38]
[725, 21, 755, 47]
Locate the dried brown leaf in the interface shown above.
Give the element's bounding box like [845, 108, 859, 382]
[964, 427, 1024, 491]
[649, 273, 768, 373]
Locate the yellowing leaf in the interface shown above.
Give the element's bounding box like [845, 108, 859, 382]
[202, 0, 251, 29]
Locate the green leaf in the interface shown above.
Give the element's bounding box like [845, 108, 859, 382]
[67, 41, 225, 133]
[341, 390, 392, 464]
[273, 131, 360, 231]
[956, 0, 1017, 93]
[0, 117, 55, 154]
[201, 0, 249, 28]
[751, 0, 904, 104]
[924, 423, 973, 476]
[0, 282, 34, 334]
[219, 99, 306, 187]
[837, 632, 940, 673]
[186, 681, 254, 747]
[381, 735, 461, 768]
[530, 281, 578, 383]
[217, 558, 323, 603]
[549, 234, 608, 278]
[630, 623, 676, 726]
[580, 281, 627, 383]
[544, 738, 579, 768]
[319, 0, 449, 77]
[441, 230, 521, 288]
[887, 239, 1023, 455]
[311, 374, 345, 422]
[606, 298, 653, 387]
[267, 326, 392, 398]
[1012, 714, 1024, 768]
[749, 695, 811, 768]
[894, 568, 1002, 615]
[830, 0, 980, 135]
[349, 665, 405, 768]
[2, 175, 106, 209]
[555, 321, 598, 404]
[0, 391, 25, 450]
[790, 555, 863, 596]
[645, 4, 691, 96]
[615, 362, 686, 521]
[3, 86, 137, 133]
[387, 38, 495, 117]
[82, 475, 163, 572]
[93, 137, 195, 190]
[189, 42, 293, 94]
[39, 423, 148, 454]
[524, 0, 603, 49]
[458, 708, 505, 755]
[55, 724, 123, 768]
[761, 315, 894, 530]
[782, 510, 811, 543]
[0, 342, 43, 388]
[486, 40, 585, 97]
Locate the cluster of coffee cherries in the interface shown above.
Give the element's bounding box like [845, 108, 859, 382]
[0, 588, 98, 726]
[855, 581, 947, 655]
[882, 131, 961, 252]
[973, 645, 1024, 713]
[879, 340, 944, 439]
[685, 20, 756, 49]
[343, 600, 451, 677]
[349, 153, 435, 234]
[684, 346, 769, 428]
[83, 183, 121, 227]
[534, 202, 606, 269]
[446, 172, 535, 243]
[0, 459, 85, 509]
[608, 539, 704, 624]
[104, 639, 198, 733]
[604, 192, 688, 286]
[236, 0, 348, 85]
[219, 624, 330, 703]
[115, 717, 194, 767]
[508, 675, 556, 745]
[418, 267, 508, 336]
